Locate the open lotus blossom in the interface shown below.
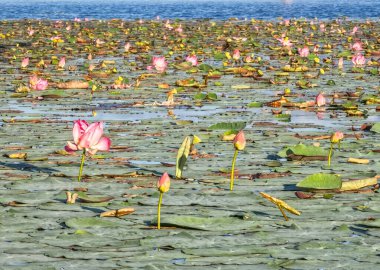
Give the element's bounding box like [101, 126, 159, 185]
[352, 53, 366, 67]
[28, 28, 35, 36]
[232, 49, 240, 60]
[277, 37, 292, 47]
[319, 23, 325, 32]
[315, 92, 326, 107]
[58, 56, 66, 69]
[185, 55, 198, 66]
[148, 56, 167, 73]
[351, 41, 363, 51]
[298, 46, 310, 57]
[29, 75, 48, 90]
[65, 120, 111, 155]
[164, 20, 173, 30]
[21, 57, 29, 68]
[124, 42, 131, 52]
[351, 26, 358, 35]
[175, 24, 183, 33]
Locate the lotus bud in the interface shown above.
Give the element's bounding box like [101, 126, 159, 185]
[157, 172, 170, 193]
[233, 130, 246, 151]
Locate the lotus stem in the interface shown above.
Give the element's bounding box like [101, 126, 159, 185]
[230, 149, 239, 191]
[277, 205, 289, 221]
[328, 143, 334, 168]
[157, 192, 163, 229]
[78, 149, 86, 182]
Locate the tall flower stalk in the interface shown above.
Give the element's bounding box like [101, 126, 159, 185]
[156, 172, 170, 229]
[230, 130, 246, 191]
[328, 131, 344, 168]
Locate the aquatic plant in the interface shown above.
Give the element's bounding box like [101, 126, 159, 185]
[230, 130, 246, 191]
[29, 75, 48, 90]
[328, 131, 344, 167]
[65, 120, 111, 182]
[157, 172, 170, 230]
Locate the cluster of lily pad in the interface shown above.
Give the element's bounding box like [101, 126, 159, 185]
[2, 17, 379, 229]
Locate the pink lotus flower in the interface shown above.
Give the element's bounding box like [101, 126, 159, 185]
[338, 57, 344, 69]
[74, 18, 81, 22]
[28, 28, 35, 36]
[164, 20, 173, 30]
[315, 93, 326, 107]
[124, 42, 131, 52]
[175, 24, 183, 33]
[298, 46, 310, 57]
[351, 26, 358, 35]
[244, 55, 253, 63]
[319, 23, 326, 32]
[185, 55, 198, 66]
[157, 172, 170, 193]
[65, 120, 111, 155]
[331, 131, 344, 143]
[29, 75, 48, 91]
[58, 56, 66, 69]
[232, 49, 240, 60]
[277, 37, 292, 47]
[21, 57, 29, 68]
[148, 56, 167, 73]
[352, 53, 366, 67]
[233, 130, 246, 151]
[351, 42, 363, 52]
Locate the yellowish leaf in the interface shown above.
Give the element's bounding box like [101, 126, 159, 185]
[259, 192, 301, 216]
[347, 157, 370, 164]
[340, 177, 378, 191]
[100, 208, 135, 217]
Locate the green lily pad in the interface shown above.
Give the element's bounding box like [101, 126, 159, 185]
[65, 217, 121, 229]
[296, 173, 342, 190]
[151, 215, 257, 231]
[278, 143, 328, 158]
[208, 122, 246, 130]
[370, 123, 380, 133]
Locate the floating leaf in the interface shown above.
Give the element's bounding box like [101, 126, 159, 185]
[150, 215, 256, 231]
[247, 102, 263, 108]
[340, 177, 378, 191]
[100, 208, 135, 217]
[65, 217, 120, 229]
[208, 122, 246, 130]
[297, 173, 342, 190]
[278, 144, 328, 158]
[78, 193, 114, 203]
[370, 123, 380, 133]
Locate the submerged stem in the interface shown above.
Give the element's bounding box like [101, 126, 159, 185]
[78, 149, 86, 182]
[230, 149, 239, 191]
[157, 192, 163, 229]
[328, 143, 334, 168]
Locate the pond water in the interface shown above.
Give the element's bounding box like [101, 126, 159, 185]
[0, 17, 379, 270]
[1, 0, 380, 20]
